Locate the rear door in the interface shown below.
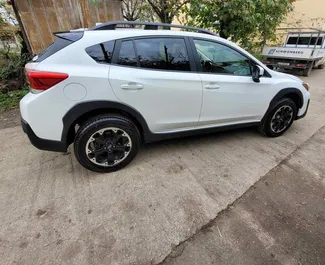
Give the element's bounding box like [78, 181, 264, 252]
[109, 37, 202, 133]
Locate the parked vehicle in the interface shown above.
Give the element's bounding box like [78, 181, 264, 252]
[262, 28, 325, 76]
[20, 21, 311, 172]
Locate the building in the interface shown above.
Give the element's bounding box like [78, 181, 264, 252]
[11, 0, 122, 54]
[285, 0, 325, 29]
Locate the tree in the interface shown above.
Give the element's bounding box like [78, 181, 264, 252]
[184, 0, 295, 50]
[122, 0, 156, 22]
[0, 0, 17, 25]
[146, 0, 190, 24]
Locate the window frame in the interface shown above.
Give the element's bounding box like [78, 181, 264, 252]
[111, 36, 197, 72]
[189, 37, 271, 78]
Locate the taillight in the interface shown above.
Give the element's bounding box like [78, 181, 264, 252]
[296, 63, 306, 68]
[25, 69, 69, 91]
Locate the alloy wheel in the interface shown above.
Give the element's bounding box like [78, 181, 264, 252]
[85, 127, 132, 167]
[270, 105, 294, 133]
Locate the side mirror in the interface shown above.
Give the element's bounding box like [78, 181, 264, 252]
[252, 65, 265, 83]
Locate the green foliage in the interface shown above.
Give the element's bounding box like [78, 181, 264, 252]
[0, 88, 28, 111]
[0, 52, 29, 82]
[120, 0, 189, 24]
[184, 0, 295, 51]
[146, 0, 190, 23]
[122, 0, 156, 22]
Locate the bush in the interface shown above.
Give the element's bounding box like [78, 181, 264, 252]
[0, 88, 28, 111]
[0, 52, 30, 84]
[0, 52, 30, 111]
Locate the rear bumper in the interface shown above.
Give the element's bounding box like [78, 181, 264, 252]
[21, 119, 68, 152]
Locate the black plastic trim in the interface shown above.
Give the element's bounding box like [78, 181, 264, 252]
[21, 119, 68, 152]
[296, 99, 310, 120]
[61, 101, 262, 145]
[89, 21, 217, 36]
[270, 88, 304, 109]
[262, 88, 304, 122]
[145, 122, 261, 143]
[61, 101, 152, 144]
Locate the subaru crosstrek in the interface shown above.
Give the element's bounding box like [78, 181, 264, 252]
[20, 21, 311, 172]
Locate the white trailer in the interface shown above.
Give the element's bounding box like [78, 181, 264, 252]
[262, 28, 325, 76]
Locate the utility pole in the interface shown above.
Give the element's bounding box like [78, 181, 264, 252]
[79, 0, 91, 28]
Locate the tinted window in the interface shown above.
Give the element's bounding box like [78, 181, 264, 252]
[194, 39, 251, 76]
[35, 32, 84, 62]
[310, 37, 323, 46]
[86, 41, 115, 63]
[297, 37, 310, 45]
[287, 37, 298, 45]
[117, 40, 137, 66]
[134, 38, 191, 71]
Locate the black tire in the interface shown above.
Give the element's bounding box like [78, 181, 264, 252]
[74, 114, 141, 173]
[302, 63, 313, 76]
[258, 98, 297, 138]
[267, 65, 274, 70]
[318, 63, 325, 69]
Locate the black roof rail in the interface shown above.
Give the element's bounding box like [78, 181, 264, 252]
[88, 21, 217, 36]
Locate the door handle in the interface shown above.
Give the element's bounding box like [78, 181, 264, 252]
[204, 83, 220, 90]
[121, 82, 144, 91]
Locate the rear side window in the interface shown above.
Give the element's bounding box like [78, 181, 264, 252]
[134, 38, 191, 71]
[117, 40, 137, 67]
[35, 32, 84, 62]
[86, 41, 115, 63]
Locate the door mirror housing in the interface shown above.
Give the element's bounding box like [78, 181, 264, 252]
[252, 65, 265, 83]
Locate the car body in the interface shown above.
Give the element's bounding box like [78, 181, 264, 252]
[20, 22, 311, 172]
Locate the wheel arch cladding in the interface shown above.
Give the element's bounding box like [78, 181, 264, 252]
[270, 88, 304, 109]
[61, 101, 151, 145]
[263, 88, 304, 121]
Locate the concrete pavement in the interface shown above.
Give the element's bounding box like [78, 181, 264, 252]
[0, 69, 324, 265]
[162, 125, 325, 265]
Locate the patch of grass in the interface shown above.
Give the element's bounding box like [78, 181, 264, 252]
[0, 89, 28, 112]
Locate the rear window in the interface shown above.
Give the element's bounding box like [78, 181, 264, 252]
[297, 37, 310, 45]
[287, 37, 298, 45]
[310, 37, 323, 46]
[85, 41, 115, 64]
[34, 31, 84, 62]
[287, 36, 323, 46]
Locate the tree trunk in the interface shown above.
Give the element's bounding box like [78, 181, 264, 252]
[219, 21, 229, 39]
[79, 0, 91, 28]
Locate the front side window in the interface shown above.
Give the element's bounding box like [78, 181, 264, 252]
[86, 41, 115, 64]
[194, 39, 251, 76]
[134, 38, 191, 71]
[117, 40, 137, 66]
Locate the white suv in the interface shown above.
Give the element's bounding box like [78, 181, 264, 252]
[20, 21, 311, 172]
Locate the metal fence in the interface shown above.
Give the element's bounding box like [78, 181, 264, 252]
[12, 0, 122, 54]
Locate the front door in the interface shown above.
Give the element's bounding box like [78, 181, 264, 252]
[109, 37, 202, 133]
[192, 39, 273, 127]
